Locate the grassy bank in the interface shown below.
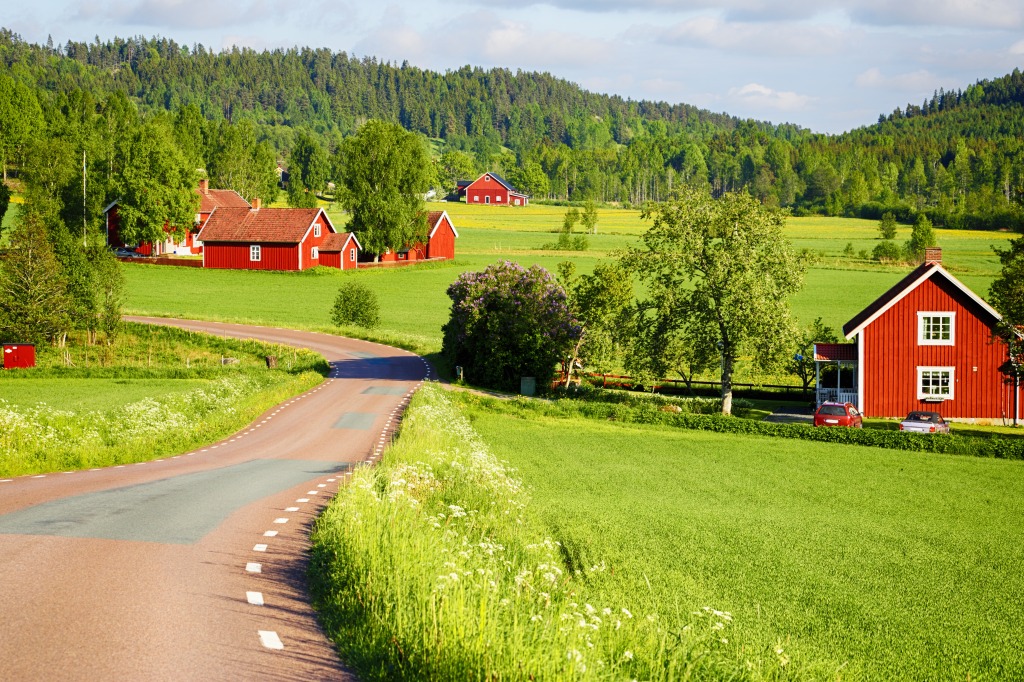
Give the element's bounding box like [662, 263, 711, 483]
[0, 323, 327, 477]
[309, 384, 812, 680]
[455, 391, 1024, 680]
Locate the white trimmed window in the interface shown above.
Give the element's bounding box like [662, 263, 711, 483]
[473, 195, 480, 202]
[250, 245, 261, 262]
[349, 247, 356, 261]
[311, 246, 319, 259]
[918, 366, 954, 400]
[314, 223, 321, 238]
[918, 312, 955, 345]
[495, 194, 502, 202]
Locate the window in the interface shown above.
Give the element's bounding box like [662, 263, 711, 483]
[311, 247, 319, 259]
[485, 196, 491, 204]
[918, 366, 954, 400]
[349, 247, 356, 261]
[918, 312, 955, 345]
[473, 195, 480, 202]
[314, 223, 322, 238]
[495, 195, 502, 202]
[250, 245, 261, 262]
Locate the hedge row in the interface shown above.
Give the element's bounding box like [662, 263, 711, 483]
[481, 395, 1024, 461]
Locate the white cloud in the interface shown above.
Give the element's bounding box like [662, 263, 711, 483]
[855, 67, 938, 91]
[727, 82, 814, 110]
[1010, 39, 1024, 54]
[72, 0, 302, 31]
[631, 15, 849, 55]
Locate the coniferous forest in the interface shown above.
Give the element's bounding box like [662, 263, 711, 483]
[3, 28, 1024, 232]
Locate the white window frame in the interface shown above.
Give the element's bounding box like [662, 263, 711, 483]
[495, 194, 502, 202]
[917, 366, 955, 400]
[485, 195, 491, 204]
[349, 247, 356, 261]
[918, 311, 955, 346]
[250, 245, 261, 262]
[314, 223, 321, 238]
[473, 195, 480, 202]
[311, 246, 319, 259]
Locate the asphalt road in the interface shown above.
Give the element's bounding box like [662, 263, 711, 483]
[0, 318, 432, 681]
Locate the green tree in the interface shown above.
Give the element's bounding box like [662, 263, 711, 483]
[287, 129, 329, 207]
[557, 261, 632, 382]
[330, 281, 381, 329]
[623, 188, 805, 415]
[0, 73, 44, 182]
[437, 148, 475, 196]
[581, 200, 599, 234]
[990, 235, 1024, 327]
[505, 161, 549, 199]
[112, 121, 199, 245]
[905, 214, 936, 262]
[336, 120, 432, 256]
[207, 119, 279, 205]
[787, 317, 840, 393]
[0, 182, 10, 241]
[878, 211, 897, 240]
[0, 213, 70, 345]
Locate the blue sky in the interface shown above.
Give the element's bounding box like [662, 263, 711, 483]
[7, 0, 1024, 133]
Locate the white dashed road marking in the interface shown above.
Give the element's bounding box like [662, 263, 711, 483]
[263, 530, 278, 537]
[246, 591, 265, 606]
[273, 518, 288, 524]
[253, 544, 268, 552]
[285, 507, 299, 512]
[258, 630, 284, 650]
[246, 562, 262, 573]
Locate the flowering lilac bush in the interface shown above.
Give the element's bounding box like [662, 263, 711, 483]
[442, 261, 580, 392]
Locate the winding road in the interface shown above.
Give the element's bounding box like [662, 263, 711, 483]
[0, 318, 431, 681]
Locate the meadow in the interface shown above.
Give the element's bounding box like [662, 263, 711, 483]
[0, 323, 326, 477]
[123, 203, 1016, 357]
[457, 391, 1024, 680]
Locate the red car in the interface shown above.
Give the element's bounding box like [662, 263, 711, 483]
[813, 402, 863, 428]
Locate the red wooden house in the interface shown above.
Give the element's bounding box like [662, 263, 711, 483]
[104, 179, 250, 256]
[318, 232, 361, 270]
[377, 210, 458, 263]
[463, 173, 528, 206]
[198, 205, 335, 271]
[815, 249, 1022, 423]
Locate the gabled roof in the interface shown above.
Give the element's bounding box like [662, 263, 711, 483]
[843, 262, 1002, 339]
[426, 210, 459, 239]
[471, 172, 527, 196]
[198, 188, 250, 213]
[319, 232, 361, 252]
[197, 207, 333, 244]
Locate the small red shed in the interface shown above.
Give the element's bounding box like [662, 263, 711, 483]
[824, 249, 1022, 423]
[463, 173, 528, 206]
[2, 344, 36, 369]
[319, 232, 362, 270]
[377, 211, 459, 263]
[198, 206, 335, 271]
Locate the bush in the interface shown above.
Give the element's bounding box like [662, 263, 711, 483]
[330, 281, 380, 329]
[441, 261, 579, 392]
[872, 239, 903, 262]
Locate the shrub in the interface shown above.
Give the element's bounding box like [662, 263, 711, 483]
[441, 261, 580, 392]
[330, 281, 380, 329]
[872, 239, 903, 262]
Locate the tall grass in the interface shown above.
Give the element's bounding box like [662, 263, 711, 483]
[309, 385, 805, 680]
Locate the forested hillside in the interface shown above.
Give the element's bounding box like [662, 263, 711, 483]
[2, 28, 1024, 230]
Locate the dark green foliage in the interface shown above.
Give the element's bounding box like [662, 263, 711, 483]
[905, 214, 937, 261]
[330, 281, 381, 329]
[990, 234, 1024, 327]
[441, 261, 580, 392]
[287, 129, 329, 206]
[878, 211, 897, 239]
[0, 213, 70, 345]
[872, 239, 903, 262]
[0, 181, 10, 238]
[541, 207, 589, 250]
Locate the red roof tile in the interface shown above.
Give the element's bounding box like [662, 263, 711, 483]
[198, 188, 251, 213]
[198, 207, 329, 244]
[320, 232, 360, 252]
[814, 343, 857, 362]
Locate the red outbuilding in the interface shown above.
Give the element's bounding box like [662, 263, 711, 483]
[105, 179, 251, 256]
[198, 206, 335, 271]
[463, 173, 528, 206]
[2, 344, 36, 369]
[377, 211, 459, 263]
[815, 248, 1022, 423]
[318, 232, 362, 270]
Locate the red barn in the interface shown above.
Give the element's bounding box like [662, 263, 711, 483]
[463, 173, 528, 206]
[816, 249, 1021, 423]
[198, 206, 335, 271]
[104, 179, 250, 256]
[377, 211, 459, 263]
[319, 232, 361, 270]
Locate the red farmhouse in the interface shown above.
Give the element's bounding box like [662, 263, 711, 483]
[463, 173, 528, 206]
[318, 232, 362, 270]
[198, 205, 335, 271]
[378, 211, 459, 263]
[815, 249, 1021, 423]
[104, 179, 250, 256]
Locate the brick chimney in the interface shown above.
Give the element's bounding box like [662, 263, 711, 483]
[199, 178, 209, 195]
[252, 197, 261, 210]
[925, 247, 942, 264]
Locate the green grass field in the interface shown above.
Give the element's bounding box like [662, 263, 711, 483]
[0, 377, 209, 411]
[459, 395, 1024, 680]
